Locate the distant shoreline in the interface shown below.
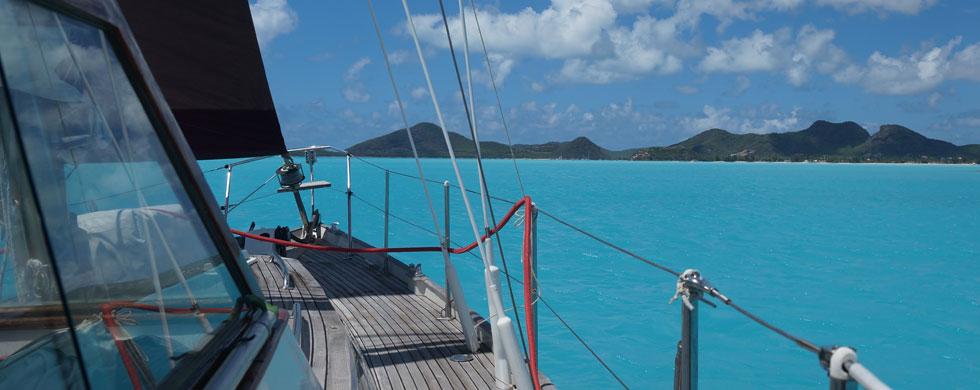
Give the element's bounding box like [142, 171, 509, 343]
[343, 121, 980, 163]
[328, 155, 980, 165]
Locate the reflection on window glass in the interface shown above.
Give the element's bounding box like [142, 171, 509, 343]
[0, 0, 244, 388]
[0, 87, 83, 389]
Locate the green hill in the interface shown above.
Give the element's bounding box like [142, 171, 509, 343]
[961, 144, 980, 159]
[630, 121, 976, 162]
[860, 124, 963, 158]
[342, 121, 977, 163]
[349, 123, 609, 160]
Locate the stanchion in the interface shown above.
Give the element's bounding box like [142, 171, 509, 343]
[223, 165, 232, 218]
[346, 153, 352, 259]
[383, 170, 390, 274]
[440, 181, 453, 319]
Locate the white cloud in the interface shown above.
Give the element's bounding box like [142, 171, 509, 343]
[681, 104, 801, 134]
[345, 57, 372, 80]
[609, 0, 672, 13]
[405, 0, 727, 85]
[340, 107, 361, 122]
[400, 0, 951, 88]
[928, 92, 942, 107]
[470, 54, 517, 85]
[701, 29, 786, 73]
[343, 57, 372, 103]
[410, 87, 429, 100]
[834, 37, 980, 95]
[699, 25, 847, 87]
[675, 85, 699, 94]
[750, 105, 802, 133]
[410, 3, 617, 59]
[815, 0, 938, 15]
[308, 51, 333, 62]
[935, 110, 980, 129]
[465, 98, 814, 149]
[929, 109, 980, 144]
[343, 88, 371, 103]
[529, 81, 546, 92]
[682, 105, 735, 132]
[250, 0, 298, 47]
[388, 50, 413, 65]
[949, 42, 980, 81]
[725, 74, 751, 95]
[387, 101, 403, 116]
[553, 15, 689, 83]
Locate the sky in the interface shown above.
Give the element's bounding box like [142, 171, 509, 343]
[248, 0, 980, 151]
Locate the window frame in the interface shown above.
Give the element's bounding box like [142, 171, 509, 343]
[0, 0, 266, 388]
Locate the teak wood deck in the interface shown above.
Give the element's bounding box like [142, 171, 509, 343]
[247, 230, 554, 390]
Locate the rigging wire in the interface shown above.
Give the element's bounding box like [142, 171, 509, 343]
[221, 148, 824, 371]
[400, 0, 492, 279]
[225, 174, 278, 214]
[328, 186, 441, 238]
[364, 0, 446, 247]
[538, 296, 630, 389]
[466, 0, 526, 197]
[331, 185, 630, 388]
[718, 298, 820, 355]
[535, 208, 681, 277]
[237, 157, 822, 360]
[436, 0, 528, 358]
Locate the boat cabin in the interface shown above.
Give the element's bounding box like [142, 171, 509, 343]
[0, 0, 318, 388]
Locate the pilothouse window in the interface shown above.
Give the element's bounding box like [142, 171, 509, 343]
[0, 0, 245, 388]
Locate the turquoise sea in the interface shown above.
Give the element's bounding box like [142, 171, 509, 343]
[201, 158, 980, 390]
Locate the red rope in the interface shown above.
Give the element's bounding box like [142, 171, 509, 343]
[230, 195, 541, 388]
[231, 230, 444, 253]
[522, 201, 541, 390]
[102, 303, 142, 390]
[230, 196, 531, 255]
[101, 302, 233, 389]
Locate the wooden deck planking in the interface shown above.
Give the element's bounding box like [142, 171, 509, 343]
[248, 244, 512, 390]
[314, 254, 496, 389]
[306, 258, 426, 390]
[302, 253, 445, 390]
[250, 256, 333, 388]
[302, 251, 478, 390]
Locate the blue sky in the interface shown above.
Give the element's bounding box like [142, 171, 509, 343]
[249, 0, 980, 150]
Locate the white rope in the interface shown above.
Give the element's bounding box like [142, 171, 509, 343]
[372, 0, 480, 353]
[669, 269, 699, 311]
[458, 0, 491, 233]
[467, 0, 526, 197]
[400, 0, 490, 265]
[364, 0, 445, 248]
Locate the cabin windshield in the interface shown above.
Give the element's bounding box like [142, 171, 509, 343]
[0, 0, 245, 388]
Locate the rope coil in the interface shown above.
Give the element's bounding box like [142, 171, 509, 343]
[669, 269, 700, 311]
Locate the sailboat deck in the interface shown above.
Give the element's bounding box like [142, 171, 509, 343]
[250, 244, 512, 389]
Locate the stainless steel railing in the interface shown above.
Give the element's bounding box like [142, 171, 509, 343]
[213, 147, 893, 390]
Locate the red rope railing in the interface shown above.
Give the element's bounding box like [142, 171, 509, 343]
[101, 302, 233, 389]
[117, 196, 544, 387]
[523, 203, 540, 390]
[230, 196, 531, 255]
[231, 195, 540, 389]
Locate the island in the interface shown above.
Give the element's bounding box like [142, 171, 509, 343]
[341, 121, 980, 164]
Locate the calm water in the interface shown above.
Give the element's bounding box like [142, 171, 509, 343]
[201, 158, 980, 390]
